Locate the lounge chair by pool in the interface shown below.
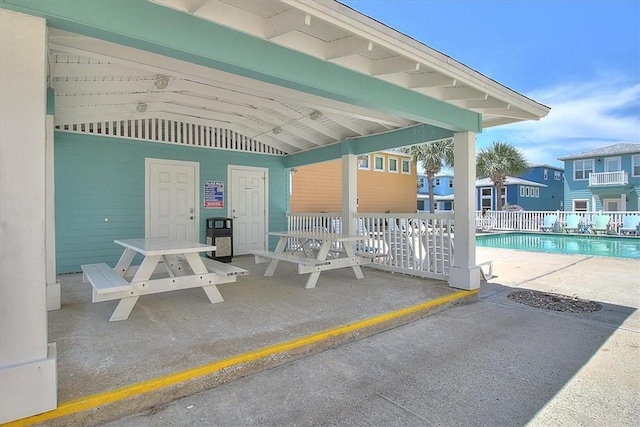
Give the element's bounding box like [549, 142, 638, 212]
[619, 215, 640, 235]
[540, 214, 558, 232]
[591, 215, 611, 234]
[564, 214, 581, 233]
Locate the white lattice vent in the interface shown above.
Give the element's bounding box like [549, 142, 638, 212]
[55, 118, 285, 155]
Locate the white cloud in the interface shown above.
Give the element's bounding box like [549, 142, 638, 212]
[478, 76, 640, 167]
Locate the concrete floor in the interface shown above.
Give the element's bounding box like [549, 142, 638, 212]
[47, 256, 461, 416]
[39, 248, 639, 426]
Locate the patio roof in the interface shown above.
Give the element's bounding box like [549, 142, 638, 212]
[4, 0, 549, 157]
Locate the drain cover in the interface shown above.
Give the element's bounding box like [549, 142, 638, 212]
[507, 290, 602, 313]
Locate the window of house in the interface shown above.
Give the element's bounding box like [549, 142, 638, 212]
[481, 188, 493, 210]
[388, 157, 398, 173]
[544, 169, 548, 180]
[435, 178, 441, 186]
[573, 199, 588, 211]
[534, 187, 539, 197]
[632, 154, 640, 177]
[604, 157, 621, 172]
[520, 186, 525, 197]
[374, 155, 384, 171]
[401, 159, 410, 174]
[449, 179, 454, 188]
[358, 155, 369, 170]
[525, 187, 530, 197]
[554, 171, 562, 180]
[500, 187, 507, 208]
[574, 159, 594, 180]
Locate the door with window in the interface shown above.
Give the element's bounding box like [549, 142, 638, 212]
[229, 166, 267, 254]
[146, 159, 198, 240]
[603, 198, 620, 211]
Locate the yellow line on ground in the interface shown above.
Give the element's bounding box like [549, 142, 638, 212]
[5, 289, 477, 426]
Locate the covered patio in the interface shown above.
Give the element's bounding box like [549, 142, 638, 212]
[0, 0, 548, 423]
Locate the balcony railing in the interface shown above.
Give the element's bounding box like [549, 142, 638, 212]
[589, 171, 628, 186]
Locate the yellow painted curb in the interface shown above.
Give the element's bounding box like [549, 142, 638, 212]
[4, 289, 477, 426]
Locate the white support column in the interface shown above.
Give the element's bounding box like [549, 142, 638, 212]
[449, 131, 481, 290]
[341, 153, 357, 235]
[0, 10, 57, 423]
[46, 114, 60, 311]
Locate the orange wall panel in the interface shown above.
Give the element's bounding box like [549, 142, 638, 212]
[290, 153, 416, 213]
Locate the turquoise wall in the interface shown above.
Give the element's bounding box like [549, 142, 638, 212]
[55, 132, 288, 273]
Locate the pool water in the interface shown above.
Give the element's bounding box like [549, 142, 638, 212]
[476, 233, 640, 259]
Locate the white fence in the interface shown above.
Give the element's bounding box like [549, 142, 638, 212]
[287, 212, 455, 281]
[477, 210, 638, 233]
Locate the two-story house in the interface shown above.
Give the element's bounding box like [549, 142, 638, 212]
[517, 164, 564, 210]
[473, 165, 564, 211]
[558, 143, 640, 212]
[417, 173, 454, 212]
[475, 176, 547, 211]
[290, 150, 416, 213]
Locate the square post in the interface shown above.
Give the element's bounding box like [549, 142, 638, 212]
[449, 131, 481, 290]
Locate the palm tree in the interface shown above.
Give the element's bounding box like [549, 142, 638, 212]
[402, 138, 454, 213]
[476, 141, 528, 211]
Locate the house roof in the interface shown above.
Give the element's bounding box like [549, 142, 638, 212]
[528, 163, 564, 171]
[476, 177, 547, 187]
[557, 143, 640, 161]
[2, 0, 550, 158]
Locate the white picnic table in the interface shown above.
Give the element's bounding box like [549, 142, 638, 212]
[249, 230, 373, 289]
[81, 237, 247, 321]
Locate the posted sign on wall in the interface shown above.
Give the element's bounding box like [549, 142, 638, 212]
[204, 180, 224, 208]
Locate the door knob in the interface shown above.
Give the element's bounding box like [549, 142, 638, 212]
[189, 216, 194, 220]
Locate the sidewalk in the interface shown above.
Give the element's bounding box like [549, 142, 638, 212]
[104, 249, 639, 426]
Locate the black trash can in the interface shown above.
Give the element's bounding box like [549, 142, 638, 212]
[206, 217, 233, 263]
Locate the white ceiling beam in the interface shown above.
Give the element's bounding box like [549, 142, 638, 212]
[370, 57, 420, 76]
[49, 62, 151, 78]
[408, 72, 456, 89]
[465, 98, 510, 109]
[265, 9, 311, 40]
[480, 107, 540, 120]
[323, 112, 370, 135]
[50, 79, 156, 94]
[297, 117, 345, 141]
[325, 36, 373, 60]
[192, 0, 265, 38]
[441, 87, 488, 101]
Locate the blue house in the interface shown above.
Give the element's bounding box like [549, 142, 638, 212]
[475, 176, 547, 211]
[518, 164, 564, 210]
[417, 174, 454, 211]
[558, 143, 640, 212]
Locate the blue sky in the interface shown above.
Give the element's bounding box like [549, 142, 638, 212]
[341, 0, 640, 168]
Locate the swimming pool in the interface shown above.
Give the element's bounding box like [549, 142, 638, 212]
[476, 233, 640, 259]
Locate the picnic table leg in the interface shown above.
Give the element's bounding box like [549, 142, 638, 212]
[114, 248, 136, 277]
[184, 252, 225, 303]
[265, 236, 288, 277]
[109, 296, 139, 322]
[342, 242, 364, 280]
[304, 241, 332, 289]
[202, 285, 224, 304]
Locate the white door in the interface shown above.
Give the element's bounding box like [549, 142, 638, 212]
[229, 166, 267, 254]
[146, 159, 199, 240]
[604, 157, 621, 172]
[603, 198, 620, 211]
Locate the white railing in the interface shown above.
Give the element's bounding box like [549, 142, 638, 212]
[287, 212, 455, 281]
[589, 171, 628, 186]
[477, 210, 639, 233]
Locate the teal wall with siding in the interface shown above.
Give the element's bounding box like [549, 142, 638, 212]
[55, 132, 288, 273]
